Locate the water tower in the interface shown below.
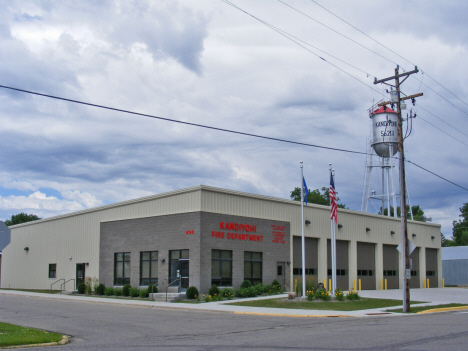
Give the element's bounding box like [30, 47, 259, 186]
[361, 105, 400, 217]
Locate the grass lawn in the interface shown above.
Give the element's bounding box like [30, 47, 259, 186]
[0, 322, 63, 347]
[387, 303, 468, 313]
[227, 298, 425, 311]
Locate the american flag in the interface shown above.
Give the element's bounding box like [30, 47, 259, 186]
[330, 172, 338, 223]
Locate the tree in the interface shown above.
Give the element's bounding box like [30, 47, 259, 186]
[290, 187, 347, 208]
[378, 205, 427, 222]
[4, 212, 41, 226]
[451, 203, 468, 246]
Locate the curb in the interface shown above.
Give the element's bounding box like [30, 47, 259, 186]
[1, 335, 69, 349]
[417, 306, 468, 314]
[233, 311, 355, 318]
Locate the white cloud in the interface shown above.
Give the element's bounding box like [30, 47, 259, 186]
[0, 191, 84, 213]
[0, 0, 466, 230]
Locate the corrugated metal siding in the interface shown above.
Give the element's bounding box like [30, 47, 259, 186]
[1, 185, 442, 290]
[442, 246, 468, 261]
[2, 189, 202, 289]
[443, 260, 468, 285]
[200, 188, 440, 246]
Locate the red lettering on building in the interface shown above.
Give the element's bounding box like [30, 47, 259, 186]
[219, 222, 256, 233]
[271, 224, 286, 244]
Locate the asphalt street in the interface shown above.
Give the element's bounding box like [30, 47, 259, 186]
[1, 290, 468, 350]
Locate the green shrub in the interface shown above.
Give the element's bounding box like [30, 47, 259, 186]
[122, 284, 131, 297]
[235, 286, 256, 298]
[314, 288, 330, 301]
[84, 277, 92, 295]
[253, 283, 266, 295]
[211, 294, 223, 301]
[114, 288, 123, 296]
[271, 279, 281, 290]
[186, 286, 199, 300]
[240, 280, 252, 289]
[346, 290, 360, 301]
[221, 288, 234, 300]
[208, 284, 220, 297]
[334, 288, 344, 301]
[307, 291, 314, 301]
[148, 283, 158, 294]
[95, 283, 106, 296]
[77, 283, 86, 294]
[129, 287, 140, 297]
[104, 287, 114, 296]
[139, 288, 149, 298]
[204, 295, 210, 302]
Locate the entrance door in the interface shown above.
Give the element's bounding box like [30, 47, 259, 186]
[169, 250, 189, 292]
[277, 262, 285, 290]
[76, 263, 85, 289]
[179, 259, 189, 291]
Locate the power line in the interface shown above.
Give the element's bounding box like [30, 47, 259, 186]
[277, 0, 399, 66]
[220, 0, 383, 95]
[406, 160, 468, 192]
[222, 0, 468, 148]
[0, 84, 367, 156]
[1, 83, 466, 193]
[308, 0, 468, 115]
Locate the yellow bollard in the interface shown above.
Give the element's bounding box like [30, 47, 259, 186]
[323, 279, 327, 290]
[424, 279, 426, 289]
[427, 278, 430, 289]
[385, 279, 387, 290]
[358, 279, 361, 291]
[443, 278, 445, 287]
[329, 279, 332, 292]
[380, 279, 383, 290]
[353, 279, 356, 291]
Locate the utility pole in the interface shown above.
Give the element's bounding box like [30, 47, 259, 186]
[374, 66, 421, 313]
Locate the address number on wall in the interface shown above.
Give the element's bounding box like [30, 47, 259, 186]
[185, 230, 194, 235]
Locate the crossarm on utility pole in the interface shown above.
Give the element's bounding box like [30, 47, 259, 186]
[378, 93, 423, 107]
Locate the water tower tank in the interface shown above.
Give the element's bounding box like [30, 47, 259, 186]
[370, 106, 398, 157]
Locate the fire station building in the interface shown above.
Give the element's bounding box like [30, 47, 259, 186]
[0, 186, 442, 293]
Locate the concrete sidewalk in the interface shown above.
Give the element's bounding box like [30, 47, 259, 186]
[1, 288, 467, 318]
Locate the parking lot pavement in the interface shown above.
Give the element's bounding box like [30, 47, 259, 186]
[358, 287, 468, 305]
[1, 287, 467, 318]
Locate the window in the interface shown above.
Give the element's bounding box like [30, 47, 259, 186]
[293, 268, 315, 275]
[277, 265, 283, 276]
[244, 252, 262, 285]
[114, 252, 131, 285]
[358, 270, 374, 276]
[411, 270, 418, 277]
[328, 269, 346, 276]
[140, 251, 158, 286]
[426, 271, 436, 276]
[211, 250, 232, 286]
[384, 270, 397, 276]
[48, 264, 56, 279]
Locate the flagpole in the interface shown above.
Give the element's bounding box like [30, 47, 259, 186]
[330, 164, 337, 294]
[300, 162, 306, 297]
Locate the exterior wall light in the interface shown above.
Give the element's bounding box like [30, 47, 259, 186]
[69, 256, 72, 260]
[24, 247, 29, 251]
[391, 231, 395, 235]
[366, 228, 371, 232]
[412, 233, 416, 238]
[338, 224, 343, 229]
[160, 258, 165, 263]
[431, 236, 435, 240]
[305, 220, 311, 225]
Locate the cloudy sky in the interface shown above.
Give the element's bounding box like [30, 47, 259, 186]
[0, 0, 467, 236]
